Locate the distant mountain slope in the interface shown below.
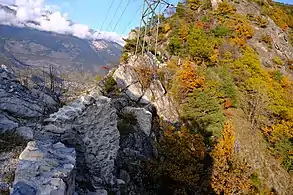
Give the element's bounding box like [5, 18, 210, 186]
[0, 25, 122, 73]
[0, 3, 123, 74]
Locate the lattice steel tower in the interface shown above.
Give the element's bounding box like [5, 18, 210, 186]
[135, 0, 171, 56]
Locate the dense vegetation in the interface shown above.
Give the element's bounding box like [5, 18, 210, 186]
[122, 0, 293, 194]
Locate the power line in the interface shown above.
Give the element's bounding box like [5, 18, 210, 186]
[106, 0, 124, 31]
[98, 0, 115, 33]
[112, 0, 132, 32]
[121, 4, 142, 36]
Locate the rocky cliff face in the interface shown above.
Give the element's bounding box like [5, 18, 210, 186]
[113, 54, 178, 122]
[0, 63, 160, 194]
[234, 0, 293, 75]
[0, 66, 61, 194]
[0, 66, 60, 136]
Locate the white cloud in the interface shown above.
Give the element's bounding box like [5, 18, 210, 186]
[0, 0, 15, 4]
[0, 0, 124, 45]
[93, 31, 125, 45]
[71, 24, 91, 39]
[38, 12, 71, 33]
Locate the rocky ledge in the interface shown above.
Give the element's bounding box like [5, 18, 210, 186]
[11, 141, 76, 195]
[0, 54, 162, 195]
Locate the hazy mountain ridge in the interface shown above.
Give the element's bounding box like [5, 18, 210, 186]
[0, 3, 123, 74]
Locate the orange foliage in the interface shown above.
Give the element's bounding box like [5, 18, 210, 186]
[211, 122, 252, 194]
[172, 60, 205, 100]
[195, 20, 204, 29]
[225, 98, 232, 109]
[229, 18, 254, 46]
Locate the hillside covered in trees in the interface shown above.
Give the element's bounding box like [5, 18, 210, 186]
[119, 0, 293, 194]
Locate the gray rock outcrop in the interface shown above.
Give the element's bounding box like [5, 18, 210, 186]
[0, 64, 157, 195]
[0, 67, 61, 194]
[38, 93, 120, 192]
[122, 107, 152, 136]
[11, 141, 76, 195]
[235, 0, 293, 75]
[113, 54, 178, 122]
[0, 67, 59, 136]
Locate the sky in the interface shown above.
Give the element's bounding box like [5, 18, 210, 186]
[47, 0, 181, 36]
[0, 0, 291, 44]
[275, 0, 293, 4]
[45, 0, 293, 36]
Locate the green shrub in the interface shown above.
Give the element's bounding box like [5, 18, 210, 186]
[123, 37, 138, 53]
[250, 172, 261, 189]
[168, 35, 183, 55]
[272, 70, 283, 81]
[120, 52, 129, 63]
[273, 56, 283, 66]
[117, 112, 137, 136]
[211, 26, 232, 37]
[103, 76, 117, 94]
[218, 67, 238, 106]
[273, 136, 293, 172]
[187, 28, 215, 61]
[95, 75, 102, 82]
[181, 89, 225, 136]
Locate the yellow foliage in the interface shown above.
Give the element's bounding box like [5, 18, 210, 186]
[217, 8, 254, 46]
[164, 22, 171, 33]
[187, 0, 202, 11]
[211, 122, 252, 194]
[280, 76, 292, 90]
[212, 122, 235, 160]
[178, 21, 189, 40]
[264, 121, 293, 144]
[210, 48, 220, 63]
[267, 6, 290, 31]
[215, 0, 237, 16]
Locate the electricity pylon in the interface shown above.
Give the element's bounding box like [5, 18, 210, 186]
[135, 0, 171, 56]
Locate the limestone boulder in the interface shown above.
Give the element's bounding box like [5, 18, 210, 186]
[12, 141, 76, 195]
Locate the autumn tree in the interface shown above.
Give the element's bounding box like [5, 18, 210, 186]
[186, 0, 202, 11]
[211, 122, 252, 194]
[171, 60, 205, 101]
[187, 27, 216, 61]
[145, 124, 209, 194]
[215, 0, 236, 16]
